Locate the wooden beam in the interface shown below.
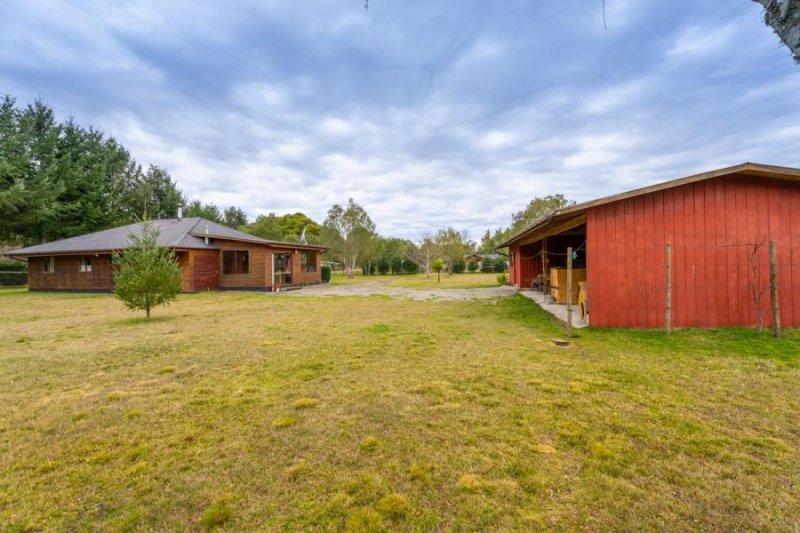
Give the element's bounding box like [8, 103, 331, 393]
[518, 213, 587, 247]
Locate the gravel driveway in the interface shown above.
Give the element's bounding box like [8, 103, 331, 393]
[279, 280, 518, 301]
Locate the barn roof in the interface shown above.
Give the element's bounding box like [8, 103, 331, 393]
[8, 217, 326, 257]
[498, 162, 800, 249]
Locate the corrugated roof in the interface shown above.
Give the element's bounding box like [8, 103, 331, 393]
[8, 217, 327, 257]
[497, 162, 800, 249]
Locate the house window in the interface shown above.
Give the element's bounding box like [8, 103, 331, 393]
[79, 257, 92, 272]
[301, 251, 316, 272]
[43, 256, 55, 273]
[223, 250, 249, 275]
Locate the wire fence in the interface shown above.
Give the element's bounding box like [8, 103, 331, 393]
[0, 271, 27, 286]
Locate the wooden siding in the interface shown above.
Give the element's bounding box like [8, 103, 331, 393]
[587, 175, 800, 328]
[510, 242, 542, 289]
[216, 240, 270, 289]
[28, 254, 114, 291]
[193, 250, 220, 291]
[23, 242, 321, 292]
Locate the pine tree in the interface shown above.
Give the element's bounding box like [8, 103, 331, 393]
[113, 221, 182, 320]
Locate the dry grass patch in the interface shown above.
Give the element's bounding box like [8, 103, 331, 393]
[292, 397, 319, 409]
[0, 289, 799, 530]
[271, 416, 296, 429]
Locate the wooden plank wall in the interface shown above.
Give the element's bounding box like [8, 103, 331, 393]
[27, 255, 115, 291]
[193, 250, 220, 291]
[216, 240, 270, 289]
[587, 175, 800, 328]
[516, 242, 542, 289]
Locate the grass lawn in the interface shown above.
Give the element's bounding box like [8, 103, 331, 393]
[1, 288, 799, 531]
[330, 272, 501, 289]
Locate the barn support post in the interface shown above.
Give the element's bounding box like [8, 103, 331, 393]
[566, 246, 573, 338]
[542, 238, 549, 300]
[665, 242, 672, 336]
[769, 240, 781, 338]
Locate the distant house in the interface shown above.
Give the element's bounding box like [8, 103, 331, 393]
[466, 253, 505, 270]
[7, 217, 326, 292]
[499, 162, 800, 328]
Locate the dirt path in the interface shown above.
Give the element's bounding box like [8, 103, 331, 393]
[281, 280, 518, 301]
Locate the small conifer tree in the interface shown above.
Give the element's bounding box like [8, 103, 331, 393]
[113, 221, 182, 320]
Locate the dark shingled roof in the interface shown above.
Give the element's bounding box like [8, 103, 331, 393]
[8, 218, 326, 257]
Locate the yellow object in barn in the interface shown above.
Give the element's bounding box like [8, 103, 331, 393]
[549, 268, 586, 304]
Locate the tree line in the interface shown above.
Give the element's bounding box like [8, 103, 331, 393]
[0, 96, 257, 247]
[1, 96, 573, 271]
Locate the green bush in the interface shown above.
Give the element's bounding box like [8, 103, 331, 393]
[321, 265, 331, 283]
[493, 257, 508, 273]
[403, 261, 419, 274]
[390, 257, 403, 274]
[0, 259, 26, 271]
[497, 273, 508, 285]
[480, 259, 493, 273]
[377, 257, 391, 275]
[467, 261, 479, 272]
[452, 258, 465, 274]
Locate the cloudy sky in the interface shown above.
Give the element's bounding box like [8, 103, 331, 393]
[1, 1, 798, 239]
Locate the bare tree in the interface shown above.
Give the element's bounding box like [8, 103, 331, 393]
[322, 199, 376, 279]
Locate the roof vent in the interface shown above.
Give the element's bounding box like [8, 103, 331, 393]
[177, 207, 183, 221]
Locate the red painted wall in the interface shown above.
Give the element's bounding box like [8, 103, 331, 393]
[512, 242, 542, 289]
[587, 175, 800, 328]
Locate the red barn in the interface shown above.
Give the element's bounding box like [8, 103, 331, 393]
[500, 162, 800, 328]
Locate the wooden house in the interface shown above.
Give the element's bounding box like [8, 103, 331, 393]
[7, 217, 326, 292]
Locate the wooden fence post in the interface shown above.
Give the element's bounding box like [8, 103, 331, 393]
[665, 242, 672, 336]
[769, 240, 781, 338]
[566, 246, 573, 338]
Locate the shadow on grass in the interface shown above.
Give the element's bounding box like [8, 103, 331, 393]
[582, 325, 800, 363]
[112, 314, 177, 326]
[499, 294, 799, 363]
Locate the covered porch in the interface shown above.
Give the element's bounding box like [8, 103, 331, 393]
[506, 210, 590, 325]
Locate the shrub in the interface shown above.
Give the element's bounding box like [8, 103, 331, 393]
[492, 257, 508, 273]
[390, 257, 403, 274]
[451, 258, 465, 274]
[321, 265, 331, 283]
[467, 261, 479, 272]
[403, 261, 419, 274]
[377, 257, 390, 275]
[480, 259, 493, 273]
[497, 273, 508, 285]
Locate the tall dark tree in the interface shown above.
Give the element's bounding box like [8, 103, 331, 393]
[223, 206, 248, 228]
[0, 96, 185, 245]
[125, 165, 183, 221]
[183, 199, 222, 222]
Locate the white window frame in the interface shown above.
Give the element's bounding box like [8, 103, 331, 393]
[43, 256, 55, 273]
[79, 257, 92, 273]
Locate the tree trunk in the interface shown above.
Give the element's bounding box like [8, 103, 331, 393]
[145, 306, 151, 320]
[753, 0, 800, 62]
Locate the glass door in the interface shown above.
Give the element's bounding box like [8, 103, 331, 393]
[273, 253, 293, 285]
